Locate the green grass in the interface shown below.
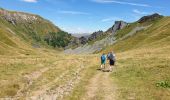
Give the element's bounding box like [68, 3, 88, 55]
[98, 16, 170, 99]
[156, 81, 170, 88]
[102, 17, 170, 53]
[0, 8, 170, 100]
[88, 34, 109, 45]
[0, 8, 73, 51]
[30, 59, 81, 91]
[111, 48, 170, 99]
[0, 29, 18, 47]
[0, 52, 99, 99]
[115, 22, 138, 39]
[0, 58, 45, 97]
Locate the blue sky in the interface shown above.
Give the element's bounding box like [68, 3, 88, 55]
[0, 0, 169, 33]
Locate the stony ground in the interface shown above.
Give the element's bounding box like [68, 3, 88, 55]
[1, 54, 117, 100]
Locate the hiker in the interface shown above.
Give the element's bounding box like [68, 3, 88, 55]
[107, 51, 116, 72]
[100, 53, 106, 69]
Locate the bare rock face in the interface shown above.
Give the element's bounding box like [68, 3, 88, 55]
[72, 37, 81, 46]
[66, 21, 128, 48]
[64, 37, 81, 49]
[79, 36, 88, 45]
[88, 30, 104, 41]
[68, 31, 103, 47]
[138, 13, 163, 23]
[0, 9, 39, 25]
[106, 21, 128, 34]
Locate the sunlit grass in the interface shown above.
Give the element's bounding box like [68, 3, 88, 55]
[111, 46, 170, 99]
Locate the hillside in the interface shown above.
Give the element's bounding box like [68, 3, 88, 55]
[62, 14, 170, 99]
[0, 8, 73, 55]
[95, 14, 170, 99]
[102, 13, 169, 53]
[0, 7, 170, 100]
[64, 21, 127, 54]
[65, 13, 167, 54]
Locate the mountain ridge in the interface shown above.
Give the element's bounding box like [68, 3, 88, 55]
[0, 8, 73, 55]
[64, 13, 167, 54]
[0, 8, 167, 55]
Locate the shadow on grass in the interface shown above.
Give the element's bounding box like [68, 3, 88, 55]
[96, 68, 111, 72]
[102, 69, 110, 72]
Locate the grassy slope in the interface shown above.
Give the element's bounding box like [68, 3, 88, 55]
[1, 8, 170, 99]
[102, 17, 170, 53]
[0, 50, 99, 99]
[0, 12, 60, 40]
[0, 23, 35, 55]
[113, 47, 170, 99]
[101, 17, 170, 99]
[114, 22, 138, 40]
[0, 8, 74, 51]
[0, 8, 74, 55]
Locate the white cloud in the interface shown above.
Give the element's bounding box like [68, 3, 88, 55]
[21, 0, 38, 3]
[58, 10, 89, 15]
[91, 0, 151, 7]
[133, 9, 149, 15]
[101, 17, 123, 22]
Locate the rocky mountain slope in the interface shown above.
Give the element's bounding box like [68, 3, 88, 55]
[0, 8, 167, 55]
[102, 13, 169, 53]
[138, 13, 163, 23]
[105, 21, 128, 34]
[66, 21, 128, 49]
[0, 8, 73, 55]
[65, 13, 165, 54]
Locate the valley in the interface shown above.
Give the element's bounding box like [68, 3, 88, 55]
[0, 8, 170, 100]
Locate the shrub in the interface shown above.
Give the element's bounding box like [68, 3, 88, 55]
[156, 81, 170, 88]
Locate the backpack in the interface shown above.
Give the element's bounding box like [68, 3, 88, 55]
[101, 55, 106, 61]
[108, 53, 116, 61]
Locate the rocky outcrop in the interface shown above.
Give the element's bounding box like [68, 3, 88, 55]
[64, 25, 152, 54]
[138, 13, 163, 23]
[88, 30, 104, 41]
[64, 13, 165, 54]
[88, 21, 128, 40]
[66, 21, 128, 48]
[65, 36, 87, 49]
[64, 21, 128, 53]
[0, 9, 39, 25]
[66, 30, 104, 48]
[106, 21, 128, 34]
[79, 36, 88, 45]
[0, 8, 74, 48]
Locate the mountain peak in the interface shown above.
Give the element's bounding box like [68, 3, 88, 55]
[106, 21, 128, 34]
[138, 13, 163, 23]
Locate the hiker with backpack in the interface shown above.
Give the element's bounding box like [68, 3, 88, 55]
[100, 53, 107, 70]
[107, 51, 116, 72]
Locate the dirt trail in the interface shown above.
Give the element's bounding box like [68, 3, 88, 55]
[12, 58, 116, 100]
[14, 67, 49, 99]
[82, 69, 116, 100]
[24, 59, 86, 100]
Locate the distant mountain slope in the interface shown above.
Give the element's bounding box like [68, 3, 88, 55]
[65, 13, 168, 54]
[102, 14, 170, 53]
[65, 21, 128, 50]
[0, 8, 73, 55]
[71, 33, 90, 38]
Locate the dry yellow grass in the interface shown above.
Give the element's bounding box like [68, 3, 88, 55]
[111, 45, 170, 100]
[0, 48, 99, 100]
[1, 16, 170, 100]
